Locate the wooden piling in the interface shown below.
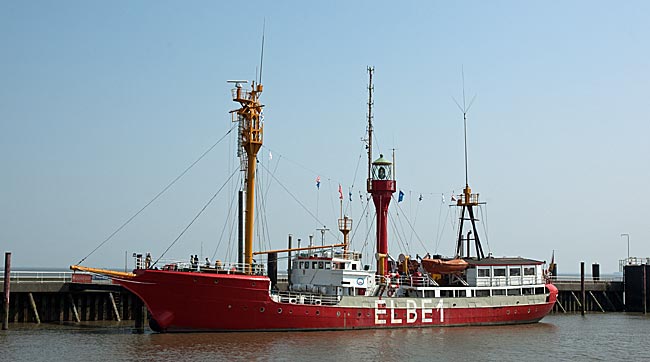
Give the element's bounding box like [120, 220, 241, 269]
[133, 297, 145, 333]
[68, 294, 80, 323]
[2, 252, 10, 330]
[109, 293, 121, 321]
[28, 293, 41, 324]
[580, 261, 585, 316]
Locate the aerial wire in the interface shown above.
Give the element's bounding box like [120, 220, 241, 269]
[76, 125, 236, 265]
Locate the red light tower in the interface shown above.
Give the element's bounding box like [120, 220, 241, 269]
[368, 154, 396, 275]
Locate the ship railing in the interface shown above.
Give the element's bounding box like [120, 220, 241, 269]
[275, 291, 340, 306]
[373, 274, 438, 288]
[158, 260, 266, 275]
[231, 88, 253, 102]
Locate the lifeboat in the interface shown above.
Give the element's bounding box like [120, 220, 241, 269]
[421, 258, 469, 274]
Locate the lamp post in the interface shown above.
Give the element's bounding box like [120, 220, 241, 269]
[621, 233, 630, 263]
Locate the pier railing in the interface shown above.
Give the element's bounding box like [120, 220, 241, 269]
[619, 257, 650, 271]
[0, 271, 113, 284]
[550, 276, 623, 283]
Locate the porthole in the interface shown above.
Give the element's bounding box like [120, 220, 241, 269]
[278, 308, 282, 314]
[214, 280, 219, 284]
[289, 310, 293, 314]
[305, 310, 309, 315]
[228, 305, 232, 309]
[366, 312, 370, 317]
[316, 310, 320, 315]
[527, 308, 531, 314]
[252, 282, 256, 287]
[260, 307, 265, 313]
[336, 311, 341, 317]
[506, 310, 510, 315]
[357, 312, 362, 317]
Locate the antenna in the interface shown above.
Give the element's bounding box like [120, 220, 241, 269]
[452, 66, 476, 187]
[366, 66, 374, 191]
[259, 19, 266, 84]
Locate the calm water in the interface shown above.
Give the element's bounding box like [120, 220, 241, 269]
[1, 314, 649, 361]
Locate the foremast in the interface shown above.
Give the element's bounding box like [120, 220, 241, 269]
[453, 98, 485, 260]
[231, 81, 264, 274]
[364, 67, 396, 275]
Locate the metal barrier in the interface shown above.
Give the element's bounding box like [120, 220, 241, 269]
[0, 271, 113, 284]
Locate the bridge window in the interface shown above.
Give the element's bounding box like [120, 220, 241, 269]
[535, 287, 546, 295]
[312, 261, 318, 269]
[509, 267, 521, 277]
[298, 261, 304, 269]
[455, 290, 466, 297]
[351, 264, 357, 270]
[507, 288, 521, 296]
[522, 288, 534, 295]
[492, 289, 506, 296]
[524, 267, 535, 276]
[475, 289, 490, 297]
[494, 268, 506, 277]
[478, 268, 490, 277]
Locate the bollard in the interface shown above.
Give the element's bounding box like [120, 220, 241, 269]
[592, 263, 600, 281]
[580, 261, 585, 316]
[2, 252, 11, 330]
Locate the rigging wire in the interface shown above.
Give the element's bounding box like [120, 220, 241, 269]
[210, 172, 241, 261]
[152, 166, 239, 267]
[434, 204, 452, 254]
[388, 211, 410, 257]
[479, 204, 491, 254]
[257, 162, 341, 243]
[348, 193, 372, 247]
[390, 194, 428, 252]
[76, 125, 236, 265]
[344, 148, 365, 217]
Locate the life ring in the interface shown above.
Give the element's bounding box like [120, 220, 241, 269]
[387, 287, 396, 297]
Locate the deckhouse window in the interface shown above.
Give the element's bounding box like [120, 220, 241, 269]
[494, 268, 506, 277]
[318, 261, 324, 269]
[509, 267, 521, 277]
[312, 262, 318, 269]
[325, 262, 331, 269]
[298, 261, 304, 269]
[478, 268, 490, 277]
[524, 267, 535, 276]
[305, 262, 310, 270]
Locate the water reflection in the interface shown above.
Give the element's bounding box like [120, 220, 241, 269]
[2, 315, 650, 361]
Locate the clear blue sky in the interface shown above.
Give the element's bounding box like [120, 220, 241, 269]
[1, 1, 648, 273]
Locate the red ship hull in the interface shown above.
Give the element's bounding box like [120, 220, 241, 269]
[115, 269, 558, 332]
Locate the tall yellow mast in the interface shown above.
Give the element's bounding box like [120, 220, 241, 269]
[231, 81, 264, 274]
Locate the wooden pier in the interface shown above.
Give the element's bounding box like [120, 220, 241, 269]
[0, 270, 142, 324]
[551, 276, 624, 313]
